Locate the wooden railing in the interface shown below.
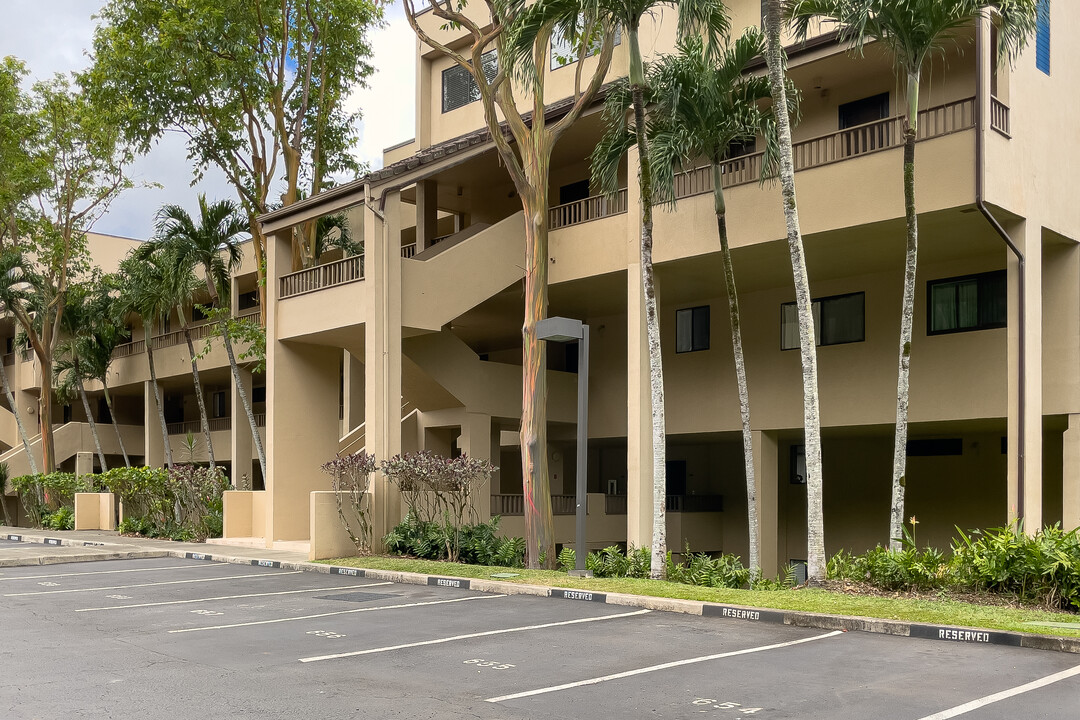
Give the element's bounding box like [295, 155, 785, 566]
[666, 494, 724, 513]
[990, 96, 1011, 137]
[208, 417, 231, 432]
[254, 412, 266, 427]
[167, 420, 202, 436]
[279, 254, 364, 299]
[113, 340, 145, 359]
[149, 322, 218, 351]
[605, 494, 627, 515]
[237, 309, 262, 323]
[673, 97, 977, 202]
[401, 243, 417, 259]
[549, 188, 628, 230]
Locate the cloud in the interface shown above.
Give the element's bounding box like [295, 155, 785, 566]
[1, 0, 418, 238]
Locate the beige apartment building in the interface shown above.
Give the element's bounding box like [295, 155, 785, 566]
[0, 232, 266, 505]
[5, 3, 1077, 575]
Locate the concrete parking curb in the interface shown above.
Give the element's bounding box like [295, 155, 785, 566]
[6, 531, 1080, 656]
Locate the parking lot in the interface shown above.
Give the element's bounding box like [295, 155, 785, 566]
[1, 553, 1079, 719]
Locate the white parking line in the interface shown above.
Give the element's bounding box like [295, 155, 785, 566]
[4, 571, 303, 596]
[485, 630, 845, 703]
[299, 609, 652, 664]
[0, 564, 234, 581]
[915, 663, 1080, 720]
[169, 593, 505, 633]
[75, 583, 385, 611]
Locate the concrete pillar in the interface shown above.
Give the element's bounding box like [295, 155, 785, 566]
[265, 227, 341, 545]
[343, 350, 365, 432]
[1007, 220, 1043, 531]
[1063, 414, 1080, 532]
[143, 381, 164, 468]
[416, 179, 438, 251]
[624, 146, 652, 550]
[365, 191, 404, 547]
[752, 431, 779, 579]
[460, 412, 493, 523]
[230, 366, 254, 490]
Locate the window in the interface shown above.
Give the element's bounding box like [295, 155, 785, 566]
[790, 445, 806, 484]
[559, 179, 590, 205]
[212, 391, 227, 418]
[442, 50, 498, 113]
[252, 386, 266, 404]
[781, 292, 864, 350]
[550, 23, 621, 70]
[676, 306, 710, 353]
[838, 93, 889, 129]
[1036, 0, 1050, 75]
[927, 270, 1006, 335]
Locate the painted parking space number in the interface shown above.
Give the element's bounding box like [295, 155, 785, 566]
[464, 659, 515, 670]
[37, 581, 60, 587]
[191, 609, 224, 616]
[106, 595, 132, 600]
[307, 630, 346, 639]
[692, 699, 764, 714]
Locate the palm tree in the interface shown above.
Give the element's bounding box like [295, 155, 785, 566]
[133, 239, 215, 470]
[81, 325, 132, 469]
[788, 0, 1039, 551]
[117, 252, 176, 470]
[579, 0, 728, 578]
[0, 256, 39, 477]
[154, 195, 265, 481]
[645, 29, 780, 578]
[763, 0, 826, 582]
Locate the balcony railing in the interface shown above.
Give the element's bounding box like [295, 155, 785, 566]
[1, 352, 13, 367]
[208, 417, 231, 432]
[490, 494, 578, 516]
[113, 340, 145, 359]
[254, 412, 266, 427]
[666, 494, 724, 513]
[109, 311, 261, 360]
[167, 420, 203, 436]
[401, 243, 417, 259]
[549, 188, 628, 230]
[990, 96, 1011, 137]
[605, 494, 627, 515]
[279, 254, 364, 299]
[672, 97, 977, 202]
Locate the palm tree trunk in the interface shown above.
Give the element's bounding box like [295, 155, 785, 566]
[145, 323, 173, 469]
[713, 169, 759, 578]
[629, 26, 668, 580]
[220, 320, 265, 482]
[520, 180, 555, 570]
[101, 381, 130, 468]
[179, 311, 216, 470]
[74, 372, 108, 473]
[890, 112, 920, 552]
[0, 359, 39, 475]
[764, 0, 826, 583]
[39, 354, 56, 472]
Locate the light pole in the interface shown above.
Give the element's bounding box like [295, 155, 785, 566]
[535, 316, 591, 576]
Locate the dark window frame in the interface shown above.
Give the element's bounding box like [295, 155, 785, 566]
[675, 305, 710, 354]
[441, 50, 498, 114]
[838, 92, 890, 130]
[926, 270, 1007, 336]
[780, 291, 866, 350]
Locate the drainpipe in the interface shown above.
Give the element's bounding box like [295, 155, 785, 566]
[975, 18, 1025, 523]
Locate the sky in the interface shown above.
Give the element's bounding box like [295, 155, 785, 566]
[0, 0, 417, 240]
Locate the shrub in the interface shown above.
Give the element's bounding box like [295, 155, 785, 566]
[41, 506, 75, 531]
[10, 472, 92, 528]
[322, 451, 377, 554]
[669, 549, 750, 589]
[100, 466, 171, 525]
[109, 465, 227, 541]
[384, 515, 525, 568]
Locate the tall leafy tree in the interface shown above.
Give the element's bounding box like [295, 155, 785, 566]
[154, 196, 266, 482]
[403, 0, 616, 568]
[87, 0, 383, 313]
[576, 0, 728, 579]
[77, 285, 133, 469]
[763, 0, 826, 582]
[0, 57, 45, 245]
[788, 0, 1039, 550]
[642, 29, 782, 577]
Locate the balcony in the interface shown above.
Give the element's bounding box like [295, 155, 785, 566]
[279, 255, 364, 299]
[110, 310, 261, 360]
[493, 493, 723, 516]
[990, 96, 1010, 137]
[549, 189, 628, 230]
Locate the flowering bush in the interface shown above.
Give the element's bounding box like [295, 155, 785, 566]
[321, 451, 377, 553]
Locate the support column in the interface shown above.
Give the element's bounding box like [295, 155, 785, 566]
[1007, 220, 1043, 531]
[625, 146, 652, 549]
[366, 191, 404, 548]
[265, 227, 341, 546]
[143, 381, 164, 468]
[460, 412, 493, 523]
[75, 451, 94, 478]
[1063, 414, 1080, 532]
[230, 366, 254, 490]
[752, 431, 779, 579]
[415, 179, 438, 252]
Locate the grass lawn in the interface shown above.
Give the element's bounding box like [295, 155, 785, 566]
[318, 555, 1080, 639]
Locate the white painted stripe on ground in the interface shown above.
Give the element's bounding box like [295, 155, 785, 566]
[75, 583, 384, 611]
[169, 593, 503, 633]
[299, 609, 652, 664]
[0, 564, 235, 581]
[485, 630, 845, 703]
[915, 663, 1080, 720]
[4, 571, 302, 596]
